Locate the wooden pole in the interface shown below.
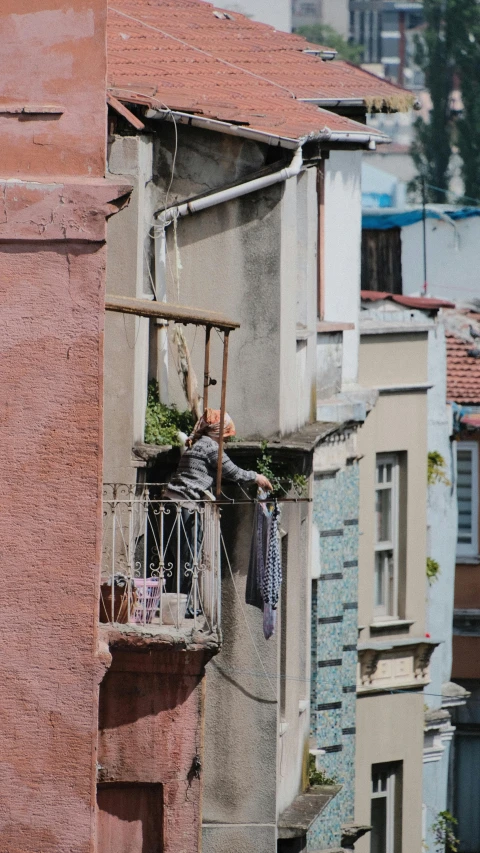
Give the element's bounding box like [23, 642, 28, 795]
[216, 331, 230, 498]
[203, 325, 211, 411]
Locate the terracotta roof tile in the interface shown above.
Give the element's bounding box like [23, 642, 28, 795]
[107, 0, 412, 144]
[361, 291, 454, 310]
[447, 332, 480, 405]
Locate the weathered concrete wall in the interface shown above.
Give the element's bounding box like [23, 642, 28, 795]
[202, 503, 279, 851]
[0, 2, 125, 851]
[98, 647, 209, 853]
[202, 498, 311, 852]
[152, 125, 317, 440]
[323, 150, 362, 388]
[105, 136, 156, 483]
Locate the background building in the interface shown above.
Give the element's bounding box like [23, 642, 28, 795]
[292, 0, 350, 38]
[447, 311, 480, 853]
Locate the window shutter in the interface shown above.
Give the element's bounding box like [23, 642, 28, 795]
[457, 443, 479, 557]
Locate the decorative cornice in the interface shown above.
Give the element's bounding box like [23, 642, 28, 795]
[358, 639, 439, 694]
[0, 178, 131, 243]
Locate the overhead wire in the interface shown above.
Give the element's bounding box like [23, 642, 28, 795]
[110, 7, 297, 98]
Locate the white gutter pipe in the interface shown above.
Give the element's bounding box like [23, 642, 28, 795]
[159, 145, 304, 225]
[145, 107, 387, 150]
[146, 107, 300, 149]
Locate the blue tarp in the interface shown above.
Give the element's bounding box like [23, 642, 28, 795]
[362, 207, 480, 230]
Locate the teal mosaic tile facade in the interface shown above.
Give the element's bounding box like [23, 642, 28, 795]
[308, 461, 360, 851]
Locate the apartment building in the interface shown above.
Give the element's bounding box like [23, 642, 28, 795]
[350, 1, 424, 86]
[104, 3, 410, 851]
[447, 311, 480, 853]
[0, 1, 130, 851]
[292, 0, 350, 38]
[0, 0, 420, 851]
[355, 292, 451, 853]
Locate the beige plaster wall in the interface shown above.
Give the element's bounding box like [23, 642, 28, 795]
[357, 332, 429, 640]
[357, 390, 428, 637]
[355, 692, 425, 853]
[355, 330, 429, 853]
[359, 333, 428, 388]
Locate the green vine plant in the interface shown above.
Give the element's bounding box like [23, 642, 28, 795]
[428, 451, 450, 486]
[431, 811, 459, 853]
[257, 441, 308, 498]
[427, 557, 441, 586]
[144, 380, 195, 446]
[308, 754, 336, 787]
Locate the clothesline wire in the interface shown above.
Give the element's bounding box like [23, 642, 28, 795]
[423, 181, 480, 207]
[204, 661, 478, 703]
[221, 532, 278, 701]
[154, 657, 476, 704]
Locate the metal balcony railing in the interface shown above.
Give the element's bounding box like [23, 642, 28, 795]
[101, 484, 221, 632]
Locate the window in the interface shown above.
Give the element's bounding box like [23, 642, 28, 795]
[371, 763, 402, 853]
[457, 442, 479, 558]
[375, 455, 399, 618]
[361, 229, 402, 294]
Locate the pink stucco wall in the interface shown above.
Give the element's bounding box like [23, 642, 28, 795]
[0, 2, 117, 851]
[0, 5, 209, 853]
[0, 0, 106, 178]
[98, 648, 208, 853]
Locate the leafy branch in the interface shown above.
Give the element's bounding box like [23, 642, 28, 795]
[144, 380, 195, 446]
[427, 557, 441, 585]
[257, 441, 308, 498]
[432, 811, 459, 853]
[428, 451, 450, 486]
[308, 754, 337, 787]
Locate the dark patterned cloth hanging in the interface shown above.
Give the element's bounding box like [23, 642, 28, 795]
[246, 498, 282, 640]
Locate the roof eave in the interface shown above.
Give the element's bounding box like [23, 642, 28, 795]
[144, 106, 390, 150]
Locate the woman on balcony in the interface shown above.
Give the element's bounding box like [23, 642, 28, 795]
[162, 409, 272, 611]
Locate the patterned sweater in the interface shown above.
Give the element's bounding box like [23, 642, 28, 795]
[166, 435, 257, 500]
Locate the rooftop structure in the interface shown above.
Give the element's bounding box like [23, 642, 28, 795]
[108, 0, 415, 147]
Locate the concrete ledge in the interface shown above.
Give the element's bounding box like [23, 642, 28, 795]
[99, 622, 222, 653]
[277, 785, 342, 839]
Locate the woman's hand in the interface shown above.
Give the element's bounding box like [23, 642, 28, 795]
[256, 473, 273, 491]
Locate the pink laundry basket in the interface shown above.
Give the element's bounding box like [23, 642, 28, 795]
[132, 578, 161, 624]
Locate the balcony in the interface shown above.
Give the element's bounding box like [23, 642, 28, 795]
[101, 484, 221, 642]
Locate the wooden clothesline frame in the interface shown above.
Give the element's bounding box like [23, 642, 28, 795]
[106, 294, 236, 497]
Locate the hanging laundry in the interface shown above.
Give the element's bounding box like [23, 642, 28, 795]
[246, 497, 282, 640]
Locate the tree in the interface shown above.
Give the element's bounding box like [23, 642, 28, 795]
[294, 24, 363, 64]
[449, 0, 480, 203]
[412, 0, 480, 204]
[411, 0, 456, 202]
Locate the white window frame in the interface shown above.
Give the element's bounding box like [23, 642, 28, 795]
[457, 441, 479, 559]
[371, 765, 397, 853]
[374, 454, 399, 619]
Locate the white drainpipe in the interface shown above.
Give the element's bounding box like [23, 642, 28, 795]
[153, 145, 304, 399]
[159, 144, 304, 225]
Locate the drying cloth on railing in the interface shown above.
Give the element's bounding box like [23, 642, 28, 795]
[246, 499, 282, 640]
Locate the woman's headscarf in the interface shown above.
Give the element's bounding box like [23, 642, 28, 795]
[188, 408, 236, 446]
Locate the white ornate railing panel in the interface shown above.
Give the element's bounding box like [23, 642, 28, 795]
[101, 484, 221, 632]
